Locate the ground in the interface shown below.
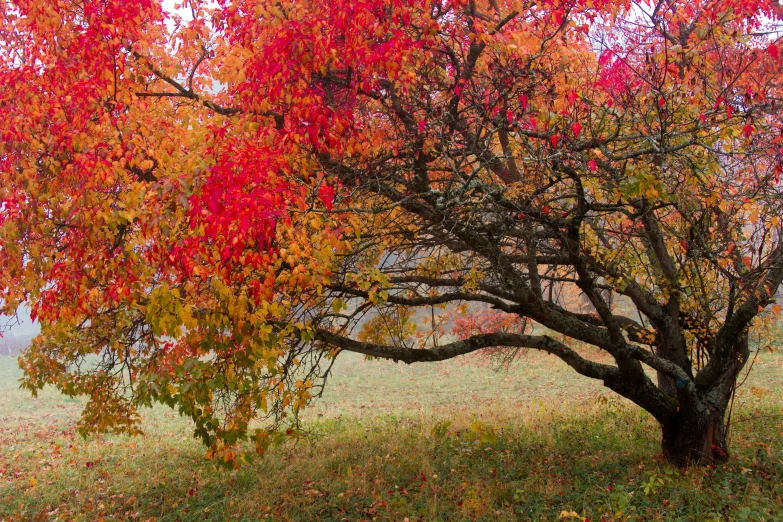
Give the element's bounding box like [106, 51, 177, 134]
[1, 349, 781, 521]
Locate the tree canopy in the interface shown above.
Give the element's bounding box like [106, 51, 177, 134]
[1, 0, 782, 465]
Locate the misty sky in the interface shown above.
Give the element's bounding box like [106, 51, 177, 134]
[2, 305, 38, 337]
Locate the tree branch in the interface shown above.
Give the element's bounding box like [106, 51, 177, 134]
[314, 329, 621, 380]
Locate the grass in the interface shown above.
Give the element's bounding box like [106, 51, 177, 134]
[1, 350, 782, 521]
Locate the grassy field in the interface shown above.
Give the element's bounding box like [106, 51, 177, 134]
[1, 350, 782, 521]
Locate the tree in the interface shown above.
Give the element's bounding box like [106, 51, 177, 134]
[1, 0, 782, 466]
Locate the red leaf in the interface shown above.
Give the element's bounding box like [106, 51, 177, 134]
[418, 120, 426, 132]
[700, 113, 706, 125]
[769, 43, 779, 61]
[550, 134, 559, 148]
[506, 110, 514, 124]
[571, 122, 582, 137]
[318, 184, 335, 212]
[658, 97, 666, 107]
[742, 124, 755, 138]
[588, 160, 597, 172]
[519, 94, 528, 111]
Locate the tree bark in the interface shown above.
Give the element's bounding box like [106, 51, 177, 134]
[661, 402, 729, 466]
[660, 335, 747, 466]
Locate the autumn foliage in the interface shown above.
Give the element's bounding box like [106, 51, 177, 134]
[1, 0, 783, 465]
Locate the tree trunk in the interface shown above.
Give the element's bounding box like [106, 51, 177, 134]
[661, 403, 729, 466]
[657, 334, 747, 466]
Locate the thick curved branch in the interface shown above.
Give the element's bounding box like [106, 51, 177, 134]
[314, 329, 621, 380]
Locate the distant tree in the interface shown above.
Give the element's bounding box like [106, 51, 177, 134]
[1, 0, 782, 465]
[0, 334, 30, 356]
